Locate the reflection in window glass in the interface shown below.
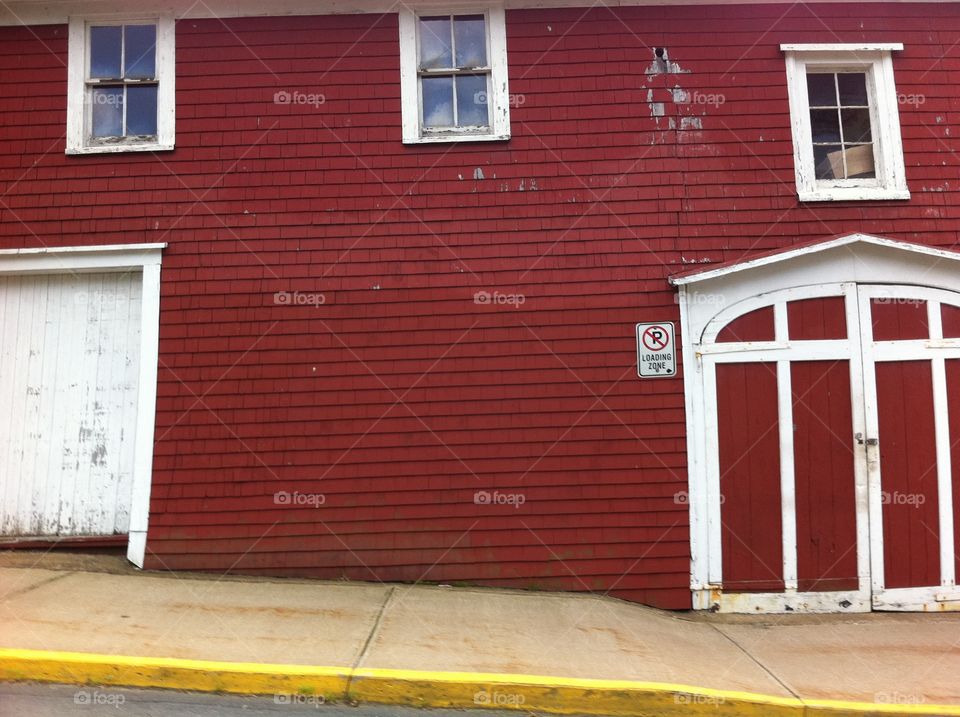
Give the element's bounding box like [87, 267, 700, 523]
[127, 85, 158, 135]
[807, 70, 876, 180]
[124, 25, 157, 79]
[422, 76, 454, 126]
[91, 87, 123, 137]
[87, 22, 159, 140]
[419, 16, 452, 69]
[90, 26, 122, 79]
[417, 13, 490, 131]
[454, 15, 486, 67]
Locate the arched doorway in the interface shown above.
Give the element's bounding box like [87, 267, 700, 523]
[673, 234, 960, 612]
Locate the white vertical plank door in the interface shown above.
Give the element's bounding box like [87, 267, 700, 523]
[0, 271, 142, 537]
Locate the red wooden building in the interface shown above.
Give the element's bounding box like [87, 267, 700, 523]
[1, 0, 959, 613]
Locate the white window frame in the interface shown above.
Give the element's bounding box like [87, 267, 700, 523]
[782, 43, 908, 202]
[399, 6, 510, 144]
[67, 15, 175, 155]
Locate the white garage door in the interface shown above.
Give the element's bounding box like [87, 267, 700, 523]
[0, 271, 143, 537]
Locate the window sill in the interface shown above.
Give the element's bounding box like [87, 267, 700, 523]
[66, 142, 174, 156]
[402, 132, 510, 145]
[798, 187, 910, 202]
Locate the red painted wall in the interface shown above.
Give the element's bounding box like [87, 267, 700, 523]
[2, 4, 959, 608]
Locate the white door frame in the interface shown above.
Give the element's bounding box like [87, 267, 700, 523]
[0, 243, 165, 567]
[672, 233, 960, 612]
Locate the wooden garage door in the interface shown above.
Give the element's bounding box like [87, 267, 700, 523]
[0, 272, 143, 537]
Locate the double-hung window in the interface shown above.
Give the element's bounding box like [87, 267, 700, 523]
[67, 16, 175, 154]
[399, 7, 510, 143]
[782, 44, 908, 201]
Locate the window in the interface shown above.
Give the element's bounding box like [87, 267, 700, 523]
[67, 16, 175, 154]
[782, 44, 909, 202]
[399, 7, 510, 143]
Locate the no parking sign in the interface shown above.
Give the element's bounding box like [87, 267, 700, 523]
[636, 322, 676, 378]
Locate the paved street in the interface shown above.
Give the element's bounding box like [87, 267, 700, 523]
[0, 683, 528, 717]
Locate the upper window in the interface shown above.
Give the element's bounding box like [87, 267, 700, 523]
[782, 44, 909, 202]
[67, 16, 175, 154]
[399, 7, 510, 144]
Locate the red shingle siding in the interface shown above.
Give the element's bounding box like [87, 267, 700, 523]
[1, 4, 958, 608]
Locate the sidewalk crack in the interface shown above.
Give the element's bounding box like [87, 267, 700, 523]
[0, 571, 73, 601]
[349, 586, 395, 673]
[706, 622, 800, 700]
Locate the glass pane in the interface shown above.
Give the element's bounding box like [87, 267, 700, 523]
[454, 15, 487, 67]
[455, 74, 488, 126]
[806, 73, 836, 107]
[418, 16, 452, 69]
[810, 108, 841, 143]
[841, 107, 872, 143]
[89, 26, 122, 79]
[813, 144, 843, 180]
[127, 85, 158, 135]
[843, 144, 876, 179]
[837, 72, 868, 106]
[421, 76, 454, 127]
[124, 25, 157, 79]
[91, 87, 123, 137]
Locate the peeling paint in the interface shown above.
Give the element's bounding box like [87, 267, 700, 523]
[645, 48, 690, 76]
[671, 87, 690, 104]
[473, 167, 485, 180]
[680, 117, 702, 131]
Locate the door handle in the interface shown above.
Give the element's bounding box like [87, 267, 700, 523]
[855, 433, 879, 446]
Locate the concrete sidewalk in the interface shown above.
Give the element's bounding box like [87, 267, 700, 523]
[1, 552, 959, 716]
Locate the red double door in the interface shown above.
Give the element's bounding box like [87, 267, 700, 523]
[713, 284, 960, 611]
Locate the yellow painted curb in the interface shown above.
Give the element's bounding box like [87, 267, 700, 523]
[2, 648, 959, 717]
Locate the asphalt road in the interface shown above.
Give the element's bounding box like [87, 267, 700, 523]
[0, 683, 534, 717]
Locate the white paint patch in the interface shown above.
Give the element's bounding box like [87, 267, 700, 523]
[680, 116, 703, 130]
[473, 167, 485, 180]
[671, 87, 690, 103]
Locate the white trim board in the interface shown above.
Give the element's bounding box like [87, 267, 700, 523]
[3, 0, 960, 25]
[0, 243, 165, 568]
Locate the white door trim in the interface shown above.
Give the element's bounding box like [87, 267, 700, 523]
[0, 243, 165, 567]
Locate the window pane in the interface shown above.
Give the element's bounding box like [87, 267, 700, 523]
[843, 144, 876, 179]
[127, 85, 158, 135]
[810, 109, 841, 143]
[841, 107, 872, 143]
[454, 15, 487, 68]
[813, 144, 843, 180]
[837, 72, 868, 106]
[455, 74, 488, 126]
[90, 26, 122, 79]
[91, 87, 124, 137]
[419, 16, 452, 69]
[806, 73, 836, 107]
[421, 76, 454, 127]
[124, 25, 157, 79]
